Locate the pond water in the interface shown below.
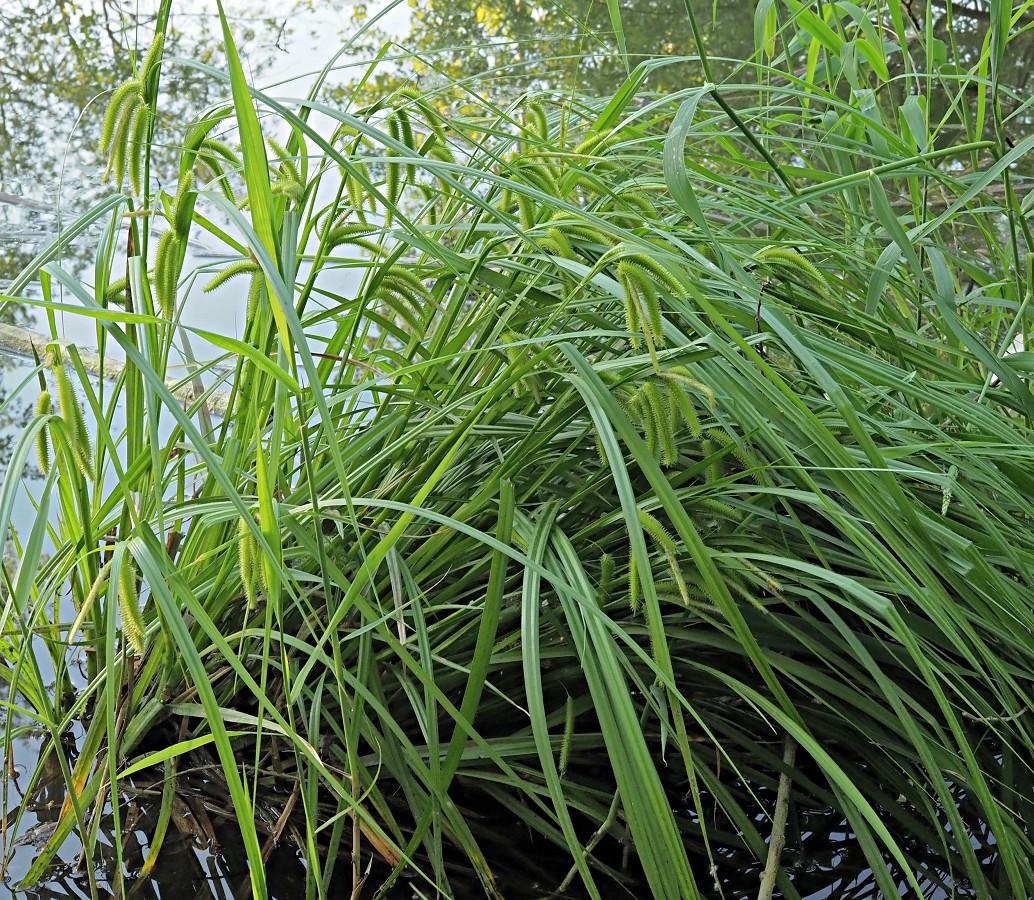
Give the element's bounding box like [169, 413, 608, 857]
[0, 1, 1024, 897]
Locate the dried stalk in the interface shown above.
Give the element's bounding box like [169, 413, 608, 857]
[758, 734, 797, 900]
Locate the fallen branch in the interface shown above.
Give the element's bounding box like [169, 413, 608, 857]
[758, 734, 797, 900]
[0, 321, 230, 414]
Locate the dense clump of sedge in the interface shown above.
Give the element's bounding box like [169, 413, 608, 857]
[153, 171, 199, 318]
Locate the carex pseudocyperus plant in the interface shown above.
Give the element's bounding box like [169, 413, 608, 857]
[2, 1, 1034, 897]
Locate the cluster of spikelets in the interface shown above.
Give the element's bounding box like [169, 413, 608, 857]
[35, 349, 93, 481]
[595, 365, 774, 618]
[380, 88, 456, 219]
[325, 87, 456, 229]
[603, 366, 712, 467]
[98, 32, 190, 320]
[36, 357, 147, 656]
[152, 172, 197, 317]
[494, 106, 693, 362]
[612, 253, 686, 354]
[266, 137, 305, 206]
[99, 34, 164, 195]
[99, 40, 273, 320]
[592, 475, 764, 621]
[153, 106, 302, 317]
[592, 510, 698, 620]
[628, 509, 693, 614]
[97, 172, 201, 319]
[620, 504, 773, 620]
[750, 245, 830, 299]
[498, 107, 664, 249]
[33, 348, 151, 657]
[312, 92, 460, 331]
[73, 555, 147, 656]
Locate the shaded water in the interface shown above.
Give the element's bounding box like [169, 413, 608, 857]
[0, 0, 1024, 897]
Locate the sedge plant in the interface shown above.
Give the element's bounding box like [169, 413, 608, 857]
[1, 1, 1033, 898]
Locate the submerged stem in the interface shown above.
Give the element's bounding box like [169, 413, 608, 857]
[757, 734, 797, 900]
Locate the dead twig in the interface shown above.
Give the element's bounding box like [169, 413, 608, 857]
[758, 733, 797, 900]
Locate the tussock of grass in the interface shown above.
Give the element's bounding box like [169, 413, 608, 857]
[1, 1, 1033, 897]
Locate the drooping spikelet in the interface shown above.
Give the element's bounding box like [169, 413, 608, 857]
[617, 259, 665, 348]
[54, 360, 93, 479]
[639, 381, 677, 466]
[140, 32, 166, 86]
[99, 81, 143, 155]
[559, 693, 575, 776]
[118, 556, 146, 656]
[203, 258, 261, 294]
[628, 552, 641, 613]
[637, 508, 679, 557]
[246, 273, 265, 321]
[238, 517, 261, 610]
[128, 105, 152, 196]
[598, 552, 616, 601]
[154, 229, 181, 317]
[98, 33, 164, 194]
[35, 391, 52, 474]
[752, 246, 829, 298]
[524, 103, 549, 142]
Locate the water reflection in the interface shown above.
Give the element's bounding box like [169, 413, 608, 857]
[0, 0, 354, 286]
[3, 738, 1006, 900]
[343, 0, 1034, 122]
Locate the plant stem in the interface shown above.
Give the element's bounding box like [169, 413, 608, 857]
[758, 734, 797, 900]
